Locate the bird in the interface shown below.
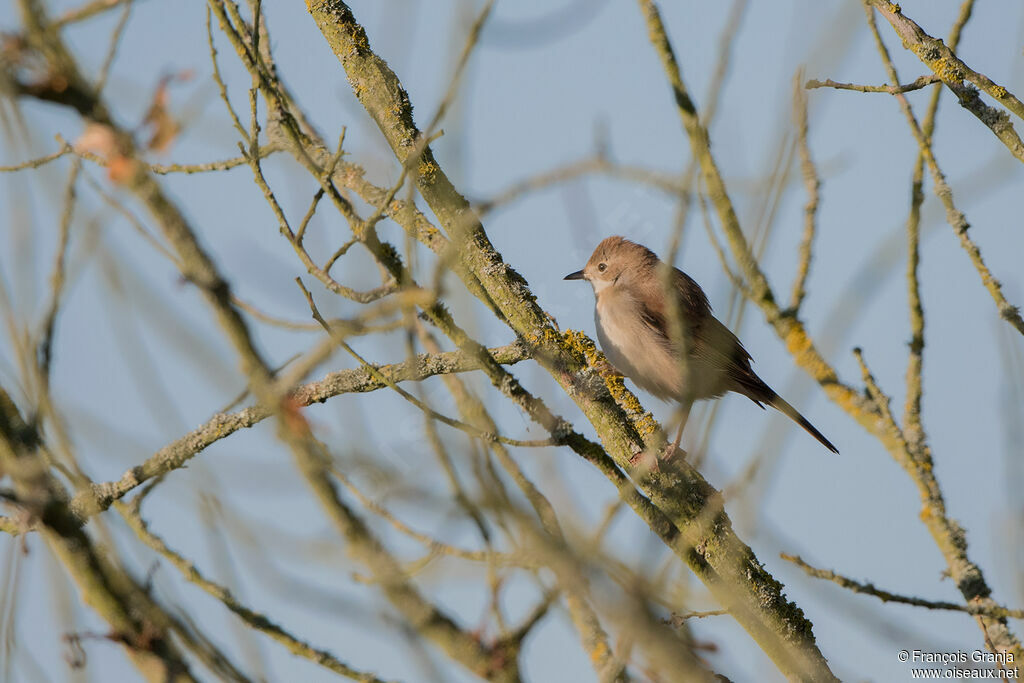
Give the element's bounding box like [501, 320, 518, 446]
[564, 235, 838, 455]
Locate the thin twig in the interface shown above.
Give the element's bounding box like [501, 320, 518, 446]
[789, 70, 822, 313]
[665, 610, 728, 627]
[297, 279, 552, 449]
[53, 0, 133, 29]
[149, 151, 275, 174]
[296, 130, 345, 246]
[904, 0, 975, 448]
[330, 464, 512, 564]
[805, 75, 940, 94]
[117, 502, 397, 682]
[37, 159, 80, 383]
[852, 347, 905, 448]
[782, 553, 1024, 620]
[0, 144, 73, 172]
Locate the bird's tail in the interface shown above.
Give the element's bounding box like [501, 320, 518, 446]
[767, 394, 839, 454]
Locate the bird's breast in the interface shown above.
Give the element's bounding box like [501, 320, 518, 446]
[594, 292, 680, 400]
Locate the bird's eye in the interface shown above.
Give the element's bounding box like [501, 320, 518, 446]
[597, 263, 607, 272]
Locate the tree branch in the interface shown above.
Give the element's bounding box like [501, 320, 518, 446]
[69, 341, 530, 520]
[865, 0, 1024, 163]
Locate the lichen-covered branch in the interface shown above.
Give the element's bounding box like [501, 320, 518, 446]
[71, 341, 529, 520]
[0, 387, 197, 682]
[865, 0, 1024, 163]
[861, 3, 1024, 338]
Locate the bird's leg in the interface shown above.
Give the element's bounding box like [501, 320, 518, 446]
[663, 399, 692, 459]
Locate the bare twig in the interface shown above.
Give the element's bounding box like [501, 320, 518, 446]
[805, 75, 940, 94]
[904, 0, 976, 449]
[782, 554, 1024, 620]
[0, 144, 72, 172]
[789, 71, 822, 313]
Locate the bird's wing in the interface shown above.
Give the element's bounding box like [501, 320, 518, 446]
[635, 268, 710, 342]
[638, 269, 773, 401]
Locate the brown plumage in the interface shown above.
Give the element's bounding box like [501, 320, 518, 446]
[565, 236, 838, 454]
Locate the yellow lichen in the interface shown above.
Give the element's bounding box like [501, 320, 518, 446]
[526, 327, 561, 348]
[927, 57, 962, 84]
[417, 159, 438, 178]
[603, 374, 658, 436]
[784, 325, 812, 356]
[560, 329, 657, 436]
[562, 328, 600, 365]
[991, 85, 1008, 99]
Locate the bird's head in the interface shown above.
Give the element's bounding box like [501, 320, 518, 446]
[563, 235, 660, 293]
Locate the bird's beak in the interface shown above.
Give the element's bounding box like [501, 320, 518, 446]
[563, 270, 585, 281]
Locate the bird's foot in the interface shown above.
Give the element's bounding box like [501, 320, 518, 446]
[660, 441, 687, 461]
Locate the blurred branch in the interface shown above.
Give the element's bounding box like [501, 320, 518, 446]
[298, 279, 553, 448]
[420, 0, 494, 138]
[35, 159, 79, 387]
[284, 434, 525, 680]
[789, 71, 821, 313]
[53, 0, 134, 29]
[10, 1, 284, 408]
[117, 502, 395, 682]
[0, 386, 197, 681]
[474, 155, 688, 215]
[0, 143, 72, 172]
[413, 325, 627, 682]
[69, 340, 530, 520]
[331, 461, 512, 564]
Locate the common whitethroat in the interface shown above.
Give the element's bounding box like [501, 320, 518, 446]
[564, 236, 838, 455]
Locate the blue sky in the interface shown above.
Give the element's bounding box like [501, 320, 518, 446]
[1, 1, 1023, 680]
